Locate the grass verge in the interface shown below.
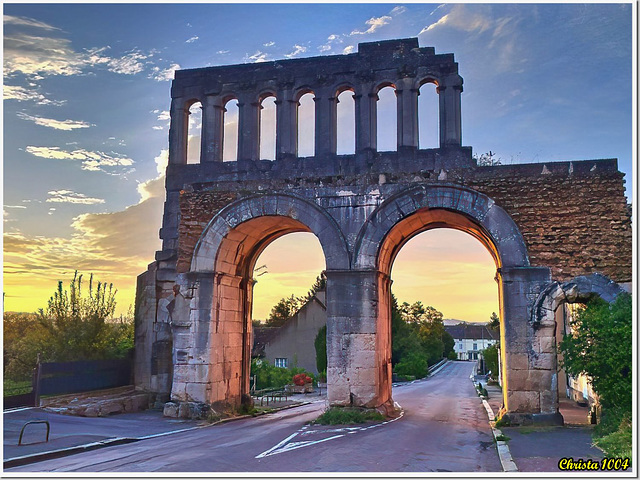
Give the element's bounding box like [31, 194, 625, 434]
[594, 410, 632, 460]
[311, 407, 385, 425]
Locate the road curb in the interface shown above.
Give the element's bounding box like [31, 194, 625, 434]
[4, 400, 312, 469]
[473, 379, 518, 472]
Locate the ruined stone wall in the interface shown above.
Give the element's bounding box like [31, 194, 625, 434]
[177, 191, 236, 272]
[466, 160, 632, 283]
[175, 159, 631, 284]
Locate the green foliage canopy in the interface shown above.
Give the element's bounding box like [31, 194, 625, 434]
[559, 294, 632, 412]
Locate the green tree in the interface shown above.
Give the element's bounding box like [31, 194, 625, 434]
[36, 271, 118, 362]
[488, 312, 500, 330]
[442, 330, 455, 358]
[474, 151, 502, 166]
[265, 294, 301, 327]
[314, 325, 327, 375]
[483, 344, 499, 377]
[559, 294, 632, 412]
[4, 273, 134, 381]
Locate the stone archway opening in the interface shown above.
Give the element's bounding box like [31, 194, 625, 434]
[198, 216, 321, 406]
[377, 208, 505, 404]
[390, 227, 500, 359]
[530, 273, 627, 425]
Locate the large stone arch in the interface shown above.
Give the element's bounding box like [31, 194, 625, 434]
[353, 184, 530, 270]
[334, 185, 560, 423]
[169, 193, 349, 408]
[191, 193, 350, 273]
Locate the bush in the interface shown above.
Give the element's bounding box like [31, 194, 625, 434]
[250, 359, 314, 390]
[3, 273, 133, 382]
[447, 351, 458, 360]
[314, 325, 327, 374]
[482, 344, 499, 378]
[312, 407, 385, 425]
[560, 294, 631, 412]
[394, 351, 428, 379]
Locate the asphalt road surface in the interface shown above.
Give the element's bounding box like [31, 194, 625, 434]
[9, 361, 501, 473]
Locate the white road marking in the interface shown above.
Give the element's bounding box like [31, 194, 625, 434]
[255, 407, 405, 458]
[3, 407, 36, 414]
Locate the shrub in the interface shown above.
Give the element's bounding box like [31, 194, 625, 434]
[313, 407, 385, 425]
[560, 294, 632, 413]
[250, 359, 314, 390]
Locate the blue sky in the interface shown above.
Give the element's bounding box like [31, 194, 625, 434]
[3, 3, 634, 317]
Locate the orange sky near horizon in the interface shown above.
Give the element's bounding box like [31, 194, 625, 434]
[252, 228, 499, 323]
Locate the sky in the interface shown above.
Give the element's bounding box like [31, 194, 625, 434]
[2, 3, 635, 322]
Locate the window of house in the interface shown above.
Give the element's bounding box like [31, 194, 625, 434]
[473, 343, 478, 351]
[274, 358, 288, 368]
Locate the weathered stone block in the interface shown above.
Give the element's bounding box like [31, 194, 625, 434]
[507, 390, 540, 413]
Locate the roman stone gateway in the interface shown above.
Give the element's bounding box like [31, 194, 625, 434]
[134, 38, 632, 423]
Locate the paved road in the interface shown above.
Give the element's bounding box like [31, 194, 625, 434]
[9, 361, 501, 473]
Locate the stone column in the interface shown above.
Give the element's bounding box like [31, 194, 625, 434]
[170, 271, 247, 408]
[325, 269, 393, 411]
[275, 89, 297, 160]
[314, 87, 337, 157]
[169, 98, 189, 165]
[396, 77, 419, 149]
[237, 93, 260, 161]
[498, 266, 562, 424]
[355, 84, 377, 152]
[439, 75, 463, 147]
[201, 94, 224, 162]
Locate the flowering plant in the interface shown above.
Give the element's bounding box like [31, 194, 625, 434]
[292, 373, 313, 386]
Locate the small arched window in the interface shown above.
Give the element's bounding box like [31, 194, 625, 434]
[187, 101, 202, 164]
[260, 95, 276, 160]
[418, 81, 439, 149]
[336, 89, 355, 155]
[297, 92, 315, 157]
[376, 85, 397, 152]
[223, 98, 239, 162]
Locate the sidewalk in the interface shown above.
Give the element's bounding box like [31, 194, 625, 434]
[475, 375, 604, 473]
[3, 407, 202, 465]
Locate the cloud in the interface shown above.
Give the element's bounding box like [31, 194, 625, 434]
[419, 5, 492, 35]
[105, 52, 147, 75]
[4, 15, 61, 31]
[186, 36, 199, 43]
[4, 33, 86, 76]
[343, 46, 355, 54]
[246, 51, 268, 63]
[149, 63, 180, 81]
[154, 110, 170, 121]
[47, 190, 105, 205]
[17, 112, 93, 130]
[263, 41, 275, 47]
[284, 44, 307, 59]
[216, 50, 230, 55]
[4, 85, 65, 105]
[137, 150, 168, 202]
[25, 146, 134, 172]
[3, 149, 168, 314]
[390, 6, 407, 16]
[4, 21, 150, 79]
[350, 15, 392, 35]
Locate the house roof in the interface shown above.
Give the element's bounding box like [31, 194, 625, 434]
[251, 291, 326, 357]
[445, 323, 499, 341]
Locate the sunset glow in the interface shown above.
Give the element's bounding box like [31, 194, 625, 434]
[3, 4, 632, 318]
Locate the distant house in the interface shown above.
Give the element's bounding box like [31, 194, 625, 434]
[252, 291, 326, 374]
[444, 323, 498, 361]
